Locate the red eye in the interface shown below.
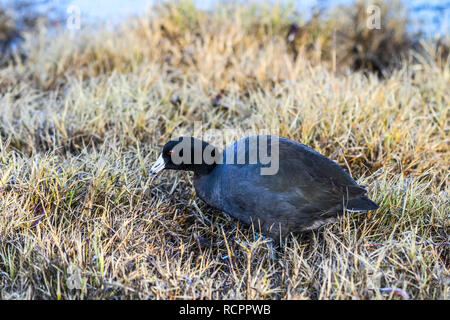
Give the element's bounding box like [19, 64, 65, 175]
[168, 150, 174, 155]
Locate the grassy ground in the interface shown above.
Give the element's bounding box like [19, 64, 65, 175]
[0, 1, 448, 299]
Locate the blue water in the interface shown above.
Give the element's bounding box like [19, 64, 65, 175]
[3, 0, 450, 37]
[73, 0, 449, 37]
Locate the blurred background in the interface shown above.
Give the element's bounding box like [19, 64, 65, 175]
[1, 0, 449, 32]
[0, 0, 448, 76]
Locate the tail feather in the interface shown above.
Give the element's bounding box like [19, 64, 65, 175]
[345, 196, 379, 212]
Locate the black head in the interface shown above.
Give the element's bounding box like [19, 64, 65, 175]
[150, 137, 219, 175]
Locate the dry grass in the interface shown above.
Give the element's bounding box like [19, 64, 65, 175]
[0, 1, 448, 299]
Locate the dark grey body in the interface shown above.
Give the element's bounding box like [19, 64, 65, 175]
[194, 136, 378, 240]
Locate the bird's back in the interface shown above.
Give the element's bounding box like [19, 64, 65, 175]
[194, 135, 376, 239]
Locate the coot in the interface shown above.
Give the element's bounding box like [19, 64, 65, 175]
[150, 135, 379, 240]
